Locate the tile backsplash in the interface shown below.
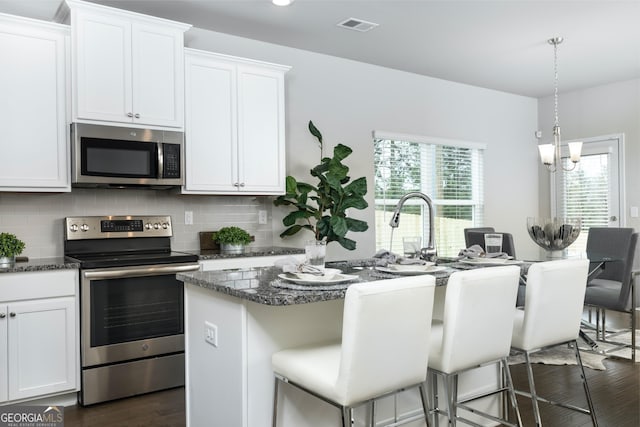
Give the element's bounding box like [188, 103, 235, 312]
[0, 189, 275, 258]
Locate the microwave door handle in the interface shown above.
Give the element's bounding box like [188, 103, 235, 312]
[157, 143, 164, 179]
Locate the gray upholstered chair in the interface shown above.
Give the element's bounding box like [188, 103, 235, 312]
[271, 275, 436, 427]
[583, 227, 639, 362]
[463, 227, 495, 248]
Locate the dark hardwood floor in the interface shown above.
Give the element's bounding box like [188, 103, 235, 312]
[62, 358, 638, 426]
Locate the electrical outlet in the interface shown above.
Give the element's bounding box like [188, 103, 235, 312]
[185, 211, 193, 225]
[204, 321, 218, 347]
[258, 210, 268, 224]
[631, 207, 639, 218]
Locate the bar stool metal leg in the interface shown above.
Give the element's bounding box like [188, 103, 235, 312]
[573, 342, 598, 427]
[523, 351, 543, 427]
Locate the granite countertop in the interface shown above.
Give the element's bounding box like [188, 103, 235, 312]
[194, 246, 304, 260]
[178, 263, 457, 306]
[0, 257, 80, 273]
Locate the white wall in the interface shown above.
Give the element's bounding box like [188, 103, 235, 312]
[186, 27, 541, 260]
[537, 78, 640, 230]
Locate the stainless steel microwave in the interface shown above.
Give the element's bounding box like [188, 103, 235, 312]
[71, 123, 184, 189]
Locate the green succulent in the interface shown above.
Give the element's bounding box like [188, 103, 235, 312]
[0, 232, 25, 258]
[273, 121, 369, 250]
[213, 226, 252, 245]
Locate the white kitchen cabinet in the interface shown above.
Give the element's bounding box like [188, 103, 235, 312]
[0, 269, 79, 403]
[0, 14, 70, 192]
[68, 0, 190, 129]
[183, 49, 290, 194]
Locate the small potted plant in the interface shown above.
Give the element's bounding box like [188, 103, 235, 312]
[0, 232, 25, 267]
[213, 226, 252, 254]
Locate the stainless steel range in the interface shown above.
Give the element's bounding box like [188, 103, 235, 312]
[64, 215, 199, 406]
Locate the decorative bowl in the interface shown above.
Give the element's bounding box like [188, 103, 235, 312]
[526, 217, 581, 252]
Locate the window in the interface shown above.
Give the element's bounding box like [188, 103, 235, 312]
[373, 132, 486, 257]
[553, 134, 624, 252]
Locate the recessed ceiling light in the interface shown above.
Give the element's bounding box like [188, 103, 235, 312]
[337, 18, 379, 32]
[272, 0, 294, 6]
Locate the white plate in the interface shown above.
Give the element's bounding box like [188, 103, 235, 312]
[291, 268, 341, 281]
[375, 265, 447, 275]
[460, 258, 522, 265]
[278, 273, 358, 285]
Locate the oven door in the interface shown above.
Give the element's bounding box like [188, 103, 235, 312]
[80, 262, 199, 368]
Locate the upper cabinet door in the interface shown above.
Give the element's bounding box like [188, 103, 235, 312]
[74, 11, 132, 123]
[132, 23, 185, 128]
[237, 65, 286, 194]
[184, 52, 238, 192]
[68, 0, 190, 129]
[0, 15, 70, 192]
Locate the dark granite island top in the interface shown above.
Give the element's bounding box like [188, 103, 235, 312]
[177, 263, 457, 306]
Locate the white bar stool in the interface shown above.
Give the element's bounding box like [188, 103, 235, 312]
[428, 266, 523, 427]
[271, 275, 436, 427]
[510, 258, 597, 426]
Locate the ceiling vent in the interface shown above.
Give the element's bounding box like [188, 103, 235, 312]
[337, 18, 379, 32]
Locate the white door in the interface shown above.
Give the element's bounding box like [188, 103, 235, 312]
[553, 134, 624, 251]
[237, 65, 286, 194]
[7, 297, 77, 400]
[132, 22, 184, 127]
[74, 11, 132, 123]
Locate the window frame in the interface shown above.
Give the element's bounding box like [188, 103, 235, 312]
[373, 131, 486, 256]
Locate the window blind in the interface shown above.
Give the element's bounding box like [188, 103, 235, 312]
[373, 132, 485, 257]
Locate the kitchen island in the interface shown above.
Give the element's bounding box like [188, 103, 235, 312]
[178, 263, 507, 427]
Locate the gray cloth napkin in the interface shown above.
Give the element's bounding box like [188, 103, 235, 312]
[457, 244, 509, 259]
[372, 249, 427, 266]
[274, 256, 325, 275]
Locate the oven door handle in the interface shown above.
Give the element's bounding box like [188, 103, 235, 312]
[83, 263, 200, 279]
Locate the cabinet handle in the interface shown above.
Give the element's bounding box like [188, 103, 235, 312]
[239, 183, 245, 187]
[134, 113, 140, 119]
[127, 112, 134, 118]
[233, 183, 239, 187]
[9, 312, 16, 318]
[0, 313, 5, 319]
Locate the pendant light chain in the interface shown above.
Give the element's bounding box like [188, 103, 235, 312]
[553, 39, 559, 129]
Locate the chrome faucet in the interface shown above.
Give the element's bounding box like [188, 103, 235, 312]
[389, 192, 437, 261]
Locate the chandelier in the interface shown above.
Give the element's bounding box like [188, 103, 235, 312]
[538, 37, 582, 172]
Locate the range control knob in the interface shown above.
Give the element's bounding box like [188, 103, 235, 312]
[162, 222, 168, 229]
[69, 224, 78, 232]
[145, 223, 152, 230]
[153, 223, 160, 230]
[80, 224, 89, 232]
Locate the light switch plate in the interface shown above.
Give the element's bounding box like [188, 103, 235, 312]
[204, 321, 218, 347]
[258, 210, 268, 224]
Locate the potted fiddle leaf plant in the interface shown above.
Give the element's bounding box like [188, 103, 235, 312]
[273, 121, 369, 250]
[0, 232, 25, 267]
[213, 226, 252, 254]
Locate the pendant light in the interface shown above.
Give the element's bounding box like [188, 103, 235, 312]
[538, 37, 582, 172]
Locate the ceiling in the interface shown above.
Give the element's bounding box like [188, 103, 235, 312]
[2, 0, 639, 98]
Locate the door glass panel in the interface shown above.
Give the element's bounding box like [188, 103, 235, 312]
[554, 136, 622, 252]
